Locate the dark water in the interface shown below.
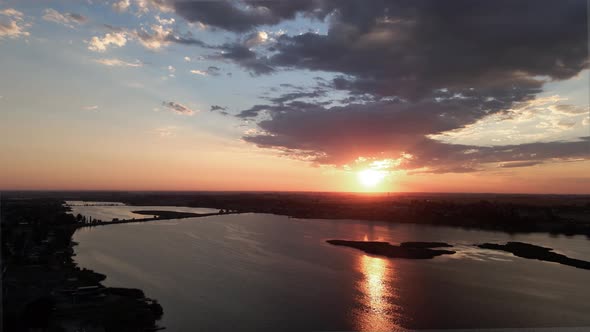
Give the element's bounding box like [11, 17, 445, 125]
[73, 211, 590, 331]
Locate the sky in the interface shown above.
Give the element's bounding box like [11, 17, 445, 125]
[0, 0, 589, 193]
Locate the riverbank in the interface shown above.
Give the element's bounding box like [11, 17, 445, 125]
[1, 198, 164, 331]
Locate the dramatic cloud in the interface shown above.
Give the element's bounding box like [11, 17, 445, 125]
[240, 97, 590, 173]
[213, 0, 590, 173]
[42, 9, 87, 27]
[88, 32, 127, 52]
[0, 8, 30, 39]
[95, 58, 143, 67]
[271, 1, 585, 99]
[402, 137, 590, 174]
[172, 1, 325, 32]
[176, 1, 586, 100]
[162, 101, 196, 115]
[92, 0, 590, 174]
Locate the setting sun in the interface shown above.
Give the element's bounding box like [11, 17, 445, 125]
[357, 169, 386, 187]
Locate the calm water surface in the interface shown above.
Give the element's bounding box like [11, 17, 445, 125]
[72, 206, 590, 331]
[66, 201, 219, 221]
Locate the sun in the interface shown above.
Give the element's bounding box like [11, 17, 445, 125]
[357, 169, 386, 187]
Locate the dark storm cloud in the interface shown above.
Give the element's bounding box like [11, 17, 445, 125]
[241, 99, 490, 164]
[167, 0, 589, 172]
[241, 98, 590, 172]
[267, 0, 587, 100]
[171, 0, 587, 98]
[173, 0, 327, 32]
[265, 89, 327, 104]
[237, 104, 272, 118]
[401, 137, 590, 173]
[217, 43, 274, 74]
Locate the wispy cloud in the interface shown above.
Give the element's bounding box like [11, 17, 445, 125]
[162, 101, 197, 115]
[0, 8, 23, 19]
[95, 58, 142, 67]
[42, 8, 87, 28]
[83, 105, 99, 111]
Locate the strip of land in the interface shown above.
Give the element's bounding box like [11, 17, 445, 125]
[72, 210, 234, 228]
[18, 191, 588, 237]
[327, 240, 456, 259]
[477, 241, 590, 270]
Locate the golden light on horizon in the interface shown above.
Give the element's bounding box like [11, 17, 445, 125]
[357, 169, 387, 188]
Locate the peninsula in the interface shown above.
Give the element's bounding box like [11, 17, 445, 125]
[477, 242, 590, 270]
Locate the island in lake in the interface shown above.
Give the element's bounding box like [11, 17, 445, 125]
[477, 242, 590, 270]
[326, 240, 456, 259]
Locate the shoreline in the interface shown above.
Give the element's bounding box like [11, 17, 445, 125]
[2, 199, 165, 331]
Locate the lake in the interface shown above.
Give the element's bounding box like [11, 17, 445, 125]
[72, 204, 590, 331]
[66, 201, 219, 221]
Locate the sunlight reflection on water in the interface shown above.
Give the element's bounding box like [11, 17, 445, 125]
[355, 254, 405, 332]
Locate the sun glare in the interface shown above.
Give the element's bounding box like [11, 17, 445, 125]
[358, 169, 386, 187]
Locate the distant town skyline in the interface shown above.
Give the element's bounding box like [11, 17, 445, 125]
[1, 0, 589, 193]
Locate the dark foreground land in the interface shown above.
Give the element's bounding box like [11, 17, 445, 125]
[11, 191, 589, 236]
[327, 240, 455, 259]
[477, 242, 590, 270]
[1, 198, 163, 331]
